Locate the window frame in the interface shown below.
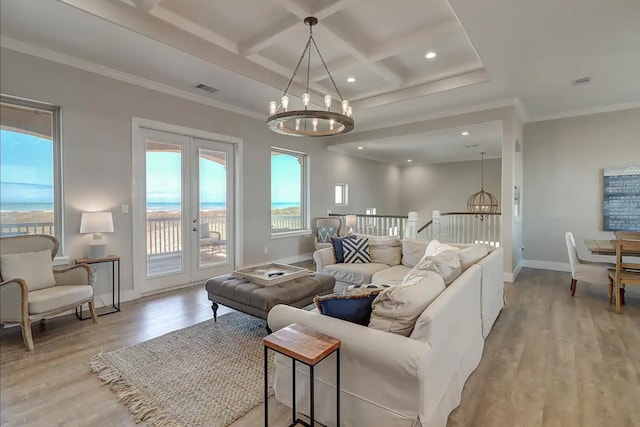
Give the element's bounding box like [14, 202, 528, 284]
[335, 183, 349, 206]
[0, 95, 64, 255]
[270, 147, 310, 237]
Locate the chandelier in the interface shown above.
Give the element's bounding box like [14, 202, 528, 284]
[467, 152, 498, 215]
[267, 17, 354, 137]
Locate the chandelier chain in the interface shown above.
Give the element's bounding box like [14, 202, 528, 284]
[282, 36, 312, 97]
[310, 36, 344, 101]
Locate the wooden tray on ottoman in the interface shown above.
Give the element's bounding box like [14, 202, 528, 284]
[232, 263, 310, 286]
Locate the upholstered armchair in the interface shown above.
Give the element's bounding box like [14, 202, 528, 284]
[0, 234, 97, 351]
[313, 217, 343, 250]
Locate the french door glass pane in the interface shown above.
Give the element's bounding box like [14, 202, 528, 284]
[146, 140, 183, 276]
[198, 148, 227, 268]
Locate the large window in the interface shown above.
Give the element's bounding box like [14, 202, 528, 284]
[271, 148, 308, 234]
[0, 96, 62, 242]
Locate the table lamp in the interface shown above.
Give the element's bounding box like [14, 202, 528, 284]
[80, 211, 114, 259]
[345, 214, 357, 234]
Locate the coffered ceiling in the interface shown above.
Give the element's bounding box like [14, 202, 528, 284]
[1, 0, 639, 164]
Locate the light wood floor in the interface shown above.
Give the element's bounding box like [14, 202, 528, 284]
[1, 268, 638, 427]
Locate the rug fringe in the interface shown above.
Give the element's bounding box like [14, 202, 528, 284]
[89, 353, 183, 427]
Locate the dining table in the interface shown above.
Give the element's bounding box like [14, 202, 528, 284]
[585, 238, 640, 256]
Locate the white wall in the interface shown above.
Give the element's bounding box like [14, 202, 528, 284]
[523, 108, 640, 267]
[398, 158, 502, 222]
[0, 48, 396, 297]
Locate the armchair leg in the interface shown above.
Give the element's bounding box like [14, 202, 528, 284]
[570, 279, 577, 296]
[88, 300, 98, 323]
[21, 322, 34, 351]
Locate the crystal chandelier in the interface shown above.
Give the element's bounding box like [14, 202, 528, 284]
[467, 152, 498, 214]
[267, 17, 354, 137]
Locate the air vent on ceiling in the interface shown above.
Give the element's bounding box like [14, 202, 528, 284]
[193, 83, 218, 94]
[572, 76, 591, 86]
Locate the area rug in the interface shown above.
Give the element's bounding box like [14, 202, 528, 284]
[90, 311, 273, 427]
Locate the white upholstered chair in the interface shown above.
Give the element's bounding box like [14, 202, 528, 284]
[0, 234, 97, 351]
[313, 217, 343, 250]
[565, 232, 612, 297]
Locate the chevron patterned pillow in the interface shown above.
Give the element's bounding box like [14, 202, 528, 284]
[317, 225, 338, 243]
[343, 237, 371, 263]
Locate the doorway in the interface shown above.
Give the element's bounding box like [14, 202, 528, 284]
[132, 119, 240, 295]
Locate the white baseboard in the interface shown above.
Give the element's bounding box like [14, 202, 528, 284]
[521, 259, 571, 272]
[503, 272, 515, 283]
[93, 289, 137, 308]
[273, 252, 313, 265]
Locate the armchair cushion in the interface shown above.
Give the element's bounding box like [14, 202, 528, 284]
[0, 249, 56, 291]
[28, 285, 93, 314]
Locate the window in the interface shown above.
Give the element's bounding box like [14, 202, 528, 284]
[0, 96, 62, 243]
[335, 183, 348, 205]
[271, 148, 308, 234]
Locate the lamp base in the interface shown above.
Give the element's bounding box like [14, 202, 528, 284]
[87, 242, 107, 259]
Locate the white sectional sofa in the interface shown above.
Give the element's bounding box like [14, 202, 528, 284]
[267, 246, 504, 427]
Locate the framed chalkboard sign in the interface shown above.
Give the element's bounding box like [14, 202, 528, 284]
[602, 166, 640, 232]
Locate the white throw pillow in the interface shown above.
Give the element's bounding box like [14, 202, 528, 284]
[400, 239, 428, 268]
[457, 244, 489, 270]
[0, 249, 56, 291]
[368, 272, 445, 336]
[405, 249, 462, 286]
[424, 239, 458, 257]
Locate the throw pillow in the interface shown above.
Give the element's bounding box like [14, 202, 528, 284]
[400, 239, 428, 267]
[424, 239, 458, 257]
[343, 237, 371, 264]
[457, 244, 489, 270]
[0, 249, 56, 291]
[331, 234, 357, 263]
[368, 272, 445, 336]
[344, 282, 392, 296]
[357, 234, 402, 265]
[317, 225, 338, 243]
[405, 249, 462, 286]
[314, 292, 380, 325]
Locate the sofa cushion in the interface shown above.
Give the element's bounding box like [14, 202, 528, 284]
[314, 292, 380, 325]
[355, 234, 402, 265]
[323, 263, 389, 286]
[368, 272, 446, 336]
[28, 285, 93, 314]
[343, 237, 371, 263]
[0, 249, 56, 291]
[400, 239, 429, 267]
[371, 265, 412, 285]
[457, 244, 489, 271]
[405, 249, 462, 286]
[331, 234, 357, 263]
[317, 225, 338, 243]
[425, 239, 458, 256]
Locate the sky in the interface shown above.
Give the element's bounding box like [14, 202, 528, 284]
[1, 130, 301, 206]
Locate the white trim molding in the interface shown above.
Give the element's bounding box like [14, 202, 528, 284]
[527, 100, 640, 123]
[521, 259, 571, 272]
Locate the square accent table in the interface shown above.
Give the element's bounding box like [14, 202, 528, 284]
[74, 255, 121, 319]
[263, 324, 341, 427]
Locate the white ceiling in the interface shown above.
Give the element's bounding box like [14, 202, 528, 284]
[1, 0, 639, 164]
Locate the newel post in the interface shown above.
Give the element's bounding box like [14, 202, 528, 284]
[406, 211, 418, 239]
[432, 210, 441, 241]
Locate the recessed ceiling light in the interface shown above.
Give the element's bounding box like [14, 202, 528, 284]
[425, 51, 437, 59]
[347, 77, 356, 83]
[461, 131, 469, 136]
[407, 159, 412, 163]
[357, 146, 363, 150]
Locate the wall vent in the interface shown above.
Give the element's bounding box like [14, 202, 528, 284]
[572, 76, 591, 86]
[193, 83, 218, 94]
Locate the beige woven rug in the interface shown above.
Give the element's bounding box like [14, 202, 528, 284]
[90, 312, 273, 427]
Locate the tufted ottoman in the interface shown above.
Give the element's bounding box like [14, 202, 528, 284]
[205, 273, 335, 323]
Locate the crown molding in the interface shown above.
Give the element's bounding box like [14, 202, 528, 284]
[526, 100, 640, 123]
[0, 36, 264, 121]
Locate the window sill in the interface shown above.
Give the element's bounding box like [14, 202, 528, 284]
[271, 229, 312, 239]
[53, 256, 71, 266]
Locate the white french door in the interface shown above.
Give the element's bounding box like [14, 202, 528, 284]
[133, 122, 237, 294]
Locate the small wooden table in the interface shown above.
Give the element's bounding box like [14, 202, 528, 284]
[74, 255, 121, 318]
[585, 239, 640, 256]
[263, 324, 341, 427]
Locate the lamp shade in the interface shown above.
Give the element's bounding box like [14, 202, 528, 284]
[80, 212, 114, 233]
[345, 214, 357, 228]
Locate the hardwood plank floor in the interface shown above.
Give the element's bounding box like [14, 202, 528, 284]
[1, 268, 638, 426]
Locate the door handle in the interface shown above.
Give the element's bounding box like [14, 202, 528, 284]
[193, 227, 198, 232]
[193, 218, 198, 223]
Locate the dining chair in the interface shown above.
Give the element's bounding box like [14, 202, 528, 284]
[608, 239, 640, 314]
[565, 232, 612, 297]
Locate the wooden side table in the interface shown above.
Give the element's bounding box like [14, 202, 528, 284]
[75, 255, 121, 319]
[263, 324, 341, 427]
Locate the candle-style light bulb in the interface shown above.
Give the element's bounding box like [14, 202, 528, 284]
[302, 93, 310, 109]
[295, 119, 301, 131]
[341, 99, 349, 115]
[347, 106, 353, 118]
[269, 101, 277, 115]
[312, 118, 318, 132]
[324, 95, 332, 111]
[281, 96, 289, 112]
[329, 118, 335, 131]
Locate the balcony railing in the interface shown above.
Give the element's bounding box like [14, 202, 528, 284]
[329, 213, 410, 238]
[418, 212, 501, 246]
[0, 222, 55, 237]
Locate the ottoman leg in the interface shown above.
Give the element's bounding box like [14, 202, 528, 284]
[211, 302, 219, 321]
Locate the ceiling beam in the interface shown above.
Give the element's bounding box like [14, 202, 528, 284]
[239, 16, 300, 57]
[131, 0, 163, 13]
[369, 20, 460, 61]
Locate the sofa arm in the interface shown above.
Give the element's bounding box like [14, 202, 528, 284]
[1, 279, 28, 322]
[268, 304, 425, 377]
[313, 247, 335, 272]
[54, 264, 94, 286]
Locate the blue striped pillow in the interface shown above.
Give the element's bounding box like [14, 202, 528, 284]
[343, 237, 371, 263]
